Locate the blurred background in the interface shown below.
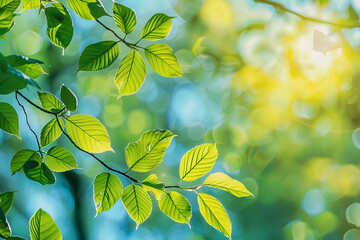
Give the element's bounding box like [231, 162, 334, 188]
[1, 0, 360, 239]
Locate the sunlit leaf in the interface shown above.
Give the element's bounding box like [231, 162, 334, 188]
[46, 146, 79, 172]
[93, 172, 122, 216]
[140, 13, 174, 41]
[126, 129, 175, 172]
[0, 102, 20, 138]
[24, 161, 56, 185]
[0, 192, 14, 215]
[0, 66, 40, 95]
[159, 191, 192, 226]
[76, 41, 119, 73]
[0, 9, 15, 35]
[67, 0, 107, 20]
[37, 92, 64, 113]
[10, 149, 42, 174]
[21, 0, 40, 12]
[0, 207, 11, 238]
[40, 118, 64, 147]
[144, 44, 182, 77]
[115, 50, 146, 97]
[6, 55, 46, 79]
[65, 114, 113, 153]
[142, 174, 164, 200]
[60, 85, 77, 112]
[1, 0, 20, 12]
[179, 143, 218, 182]
[198, 193, 231, 239]
[203, 172, 253, 198]
[113, 3, 136, 34]
[122, 184, 152, 228]
[29, 208, 62, 240]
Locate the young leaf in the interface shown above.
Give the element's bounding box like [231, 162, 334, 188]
[24, 161, 56, 185]
[6, 55, 46, 79]
[37, 92, 64, 113]
[1, 0, 20, 12]
[45, 2, 73, 52]
[21, 0, 40, 12]
[67, 0, 107, 20]
[40, 118, 64, 147]
[0, 192, 14, 215]
[179, 143, 218, 182]
[65, 114, 113, 153]
[93, 172, 123, 216]
[29, 209, 62, 240]
[142, 174, 164, 200]
[159, 191, 192, 226]
[140, 13, 174, 41]
[203, 173, 253, 198]
[0, 102, 20, 138]
[60, 85, 77, 112]
[76, 41, 119, 72]
[0, 9, 15, 36]
[45, 146, 79, 172]
[198, 193, 231, 239]
[144, 44, 182, 77]
[10, 149, 42, 174]
[122, 184, 152, 228]
[113, 3, 136, 35]
[115, 50, 146, 97]
[0, 207, 11, 238]
[126, 129, 175, 172]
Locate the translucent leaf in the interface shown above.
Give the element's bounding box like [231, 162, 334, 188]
[0, 207, 11, 238]
[126, 129, 175, 172]
[0, 66, 39, 95]
[140, 13, 174, 41]
[40, 118, 64, 147]
[0, 102, 20, 138]
[10, 149, 42, 174]
[93, 172, 122, 216]
[0, 192, 14, 215]
[24, 161, 56, 185]
[67, 0, 107, 20]
[115, 50, 146, 97]
[203, 172, 253, 198]
[60, 85, 77, 112]
[29, 209, 62, 240]
[0, 9, 15, 36]
[45, 3, 73, 52]
[6, 55, 46, 79]
[179, 143, 218, 182]
[159, 191, 192, 225]
[113, 3, 136, 34]
[21, 0, 40, 12]
[45, 146, 79, 172]
[76, 41, 119, 72]
[37, 91, 64, 113]
[122, 184, 152, 228]
[65, 114, 113, 153]
[142, 174, 164, 200]
[198, 193, 231, 239]
[1, 0, 20, 12]
[144, 44, 182, 77]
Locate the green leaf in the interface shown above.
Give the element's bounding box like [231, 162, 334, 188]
[37, 91, 64, 113]
[0, 102, 20, 138]
[76, 41, 119, 73]
[0, 207, 11, 239]
[93, 172, 122, 216]
[159, 191, 192, 226]
[67, 0, 107, 20]
[45, 146, 79, 172]
[23, 161, 56, 185]
[65, 114, 113, 153]
[45, 3, 73, 52]
[115, 50, 146, 97]
[203, 172, 253, 198]
[122, 184, 152, 228]
[10, 149, 42, 174]
[29, 209, 62, 240]
[140, 13, 174, 41]
[144, 44, 182, 77]
[0, 66, 40, 95]
[179, 143, 218, 182]
[60, 85, 77, 112]
[0, 53, 7, 72]
[7, 236, 27, 240]
[142, 174, 164, 200]
[1, 0, 20, 12]
[21, 0, 40, 11]
[40, 118, 64, 147]
[0, 192, 14, 215]
[126, 129, 175, 172]
[6, 55, 46, 79]
[198, 193, 231, 239]
[112, 3, 136, 35]
[0, 8, 15, 35]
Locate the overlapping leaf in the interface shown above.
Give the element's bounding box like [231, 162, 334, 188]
[0, 102, 20, 138]
[1, 0, 20, 12]
[159, 191, 192, 225]
[21, 0, 40, 12]
[46, 146, 79, 172]
[60, 85, 77, 112]
[0, 66, 38, 95]
[0, 192, 14, 215]
[37, 92, 64, 113]
[40, 118, 64, 147]
[29, 209, 62, 240]
[140, 13, 174, 41]
[24, 161, 56, 185]
[6, 55, 45, 79]
[67, 0, 107, 20]
[142, 174, 164, 200]
[0, 8, 15, 36]
[0, 207, 10, 238]
[10, 149, 42, 174]
[113, 3, 136, 34]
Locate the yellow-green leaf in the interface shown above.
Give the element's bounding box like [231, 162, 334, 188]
[6, 55, 46, 79]
[29, 209, 62, 240]
[0, 102, 20, 138]
[24, 161, 56, 185]
[159, 191, 192, 226]
[37, 91, 64, 113]
[122, 184, 152, 228]
[0, 9, 15, 36]
[142, 174, 164, 200]
[144, 44, 182, 77]
[179, 143, 218, 182]
[1, 0, 20, 12]
[113, 3, 136, 34]
[45, 146, 79, 172]
[0, 192, 14, 215]
[65, 114, 113, 153]
[40, 118, 64, 147]
[198, 193, 231, 239]
[93, 172, 123, 216]
[140, 13, 174, 41]
[60, 85, 77, 112]
[203, 172, 253, 198]
[10, 149, 42, 174]
[21, 0, 40, 12]
[67, 0, 107, 20]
